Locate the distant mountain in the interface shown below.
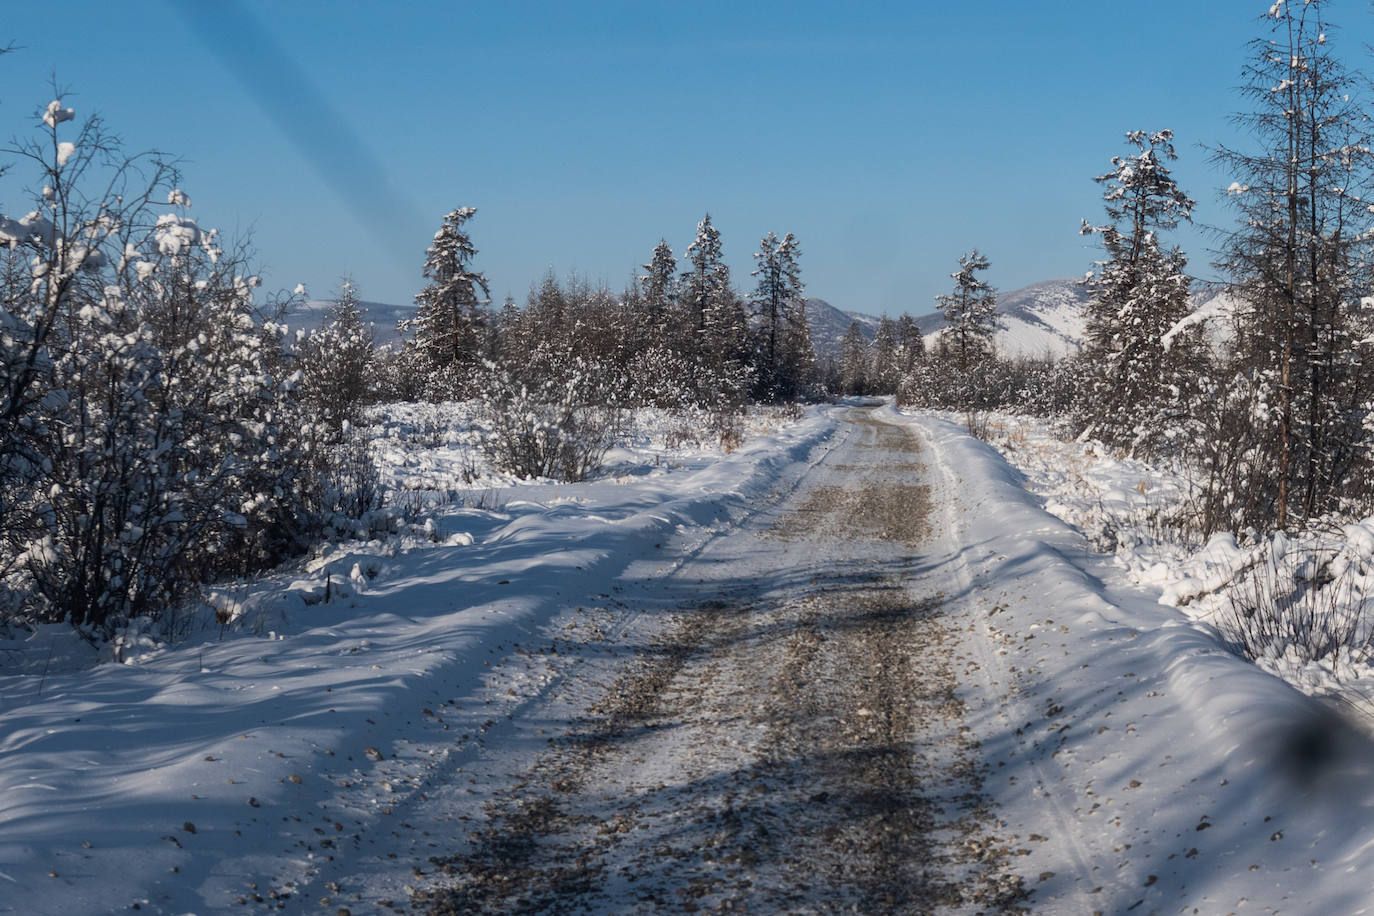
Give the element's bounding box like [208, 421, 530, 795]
[288, 299, 414, 345]
[804, 298, 881, 360]
[916, 278, 1089, 359]
[1164, 285, 1241, 351]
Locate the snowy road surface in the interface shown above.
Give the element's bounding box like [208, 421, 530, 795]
[7, 404, 1374, 914]
[419, 410, 1023, 912]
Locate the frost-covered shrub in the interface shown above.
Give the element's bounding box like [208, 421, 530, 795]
[477, 358, 627, 482]
[370, 343, 429, 403]
[317, 430, 384, 524]
[1222, 534, 1374, 668]
[898, 355, 1079, 418]
[0, 96, 380, 640]
[295, 278, 376, 428]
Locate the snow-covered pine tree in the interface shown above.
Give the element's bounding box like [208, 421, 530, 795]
[407, 207, 490, 398]
[777, 294, 817, 401]
[896, 314, 925, 375]
[935, 250, 997, 373]
[749, 231, 807, 401]
[1078, 129, 1199, 454]
[680, 214, 724, 346]
[1212, 0, 1374, 530]
[700, 262, 751, 409]
[672, 215, 751, 407]
[640, 239, 677, 337]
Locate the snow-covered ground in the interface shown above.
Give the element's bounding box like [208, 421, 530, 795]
[7, 402, 1374, 914]
[0, 403, 834, 915]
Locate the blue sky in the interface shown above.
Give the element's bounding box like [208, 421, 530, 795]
[2, 1, 1370, 318]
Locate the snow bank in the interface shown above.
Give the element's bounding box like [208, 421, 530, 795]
[976, 412, 1374, 707]
[894, 407, 1374, 914]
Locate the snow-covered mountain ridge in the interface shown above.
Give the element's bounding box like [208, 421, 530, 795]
[912, 277, 1090, 359]
[810, 278, 1091, 361]
[803, 297, 880, 359]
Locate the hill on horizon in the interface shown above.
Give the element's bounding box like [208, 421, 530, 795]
[912, 278, 1089, 360]
[809, 278, 1091, 361]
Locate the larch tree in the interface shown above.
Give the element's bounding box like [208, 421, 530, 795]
[749, 231, 807, 401]
[839, 320, 869, 396]
[896, 314, 925, 376]
[868, 315, 900, 395]
[776, 296, 817, 401]
[1079, 129, 1199, 453]
[1212, 0, 1374, 530]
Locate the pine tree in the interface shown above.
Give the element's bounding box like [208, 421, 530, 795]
[896, 314, 925, 375]
[935, 250, 997, 373]
[1079, 130, 1199, 452]
[777, 295, 817, 401]
[701, 264, 751, 407]
[407, 207, 489, 396]
[681, 214, 724, 343]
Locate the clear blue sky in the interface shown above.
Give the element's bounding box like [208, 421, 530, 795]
[3, 1, 1369, 317]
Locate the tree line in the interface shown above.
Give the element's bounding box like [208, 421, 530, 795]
[906, 0, 1374, 541]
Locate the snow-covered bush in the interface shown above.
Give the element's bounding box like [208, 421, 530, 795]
[477, 357, 628, 482]
[295, 278, 376, 428]
[898, 354, 1079, 419]
[1221, 535, 1374, 669]
[0, 97, 380, 640]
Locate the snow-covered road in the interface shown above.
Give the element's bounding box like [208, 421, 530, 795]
[7, 403, 1374, 914]
[419, 409, 1022, 912]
